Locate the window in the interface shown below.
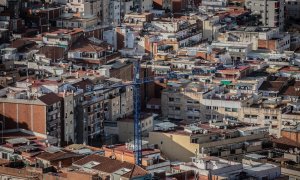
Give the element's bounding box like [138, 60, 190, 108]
[265, 116, 270, 119]
[187, 100, 193, 104]
[191, 138, 198, 143]
[206, 114, 211, 119]
[169, 97, 174, 102]
[187, 107, 193, 111]
[2, 153, 7, 159]
[175, 107, 180, 110]
[213, 106, 218, 110]
[225, 107, 231, 112]
[206, 106, 211, 110]
[188, 116, 193, 119]
[272, 116, 277, 119]
[245, 114, 250, 118]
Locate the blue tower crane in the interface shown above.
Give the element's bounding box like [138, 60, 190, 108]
[92, 60, 197, 165]
[92, 59, 149, 165]
[133, 60, 142, 165]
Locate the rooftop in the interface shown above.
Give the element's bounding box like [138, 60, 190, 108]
[73, 154, 148, 178]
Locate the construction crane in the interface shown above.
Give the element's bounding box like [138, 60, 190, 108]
[132, 60, 142, 165]
[91, 59, 153, 165]
[92, 60, 203, 165]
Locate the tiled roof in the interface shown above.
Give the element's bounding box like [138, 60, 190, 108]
[72, 78, 94, 92]
[281, 86, 300, 97]
[69, 37, 110, 52]
[73, 154, 148, 177]
[37, 151, 82, 162]
[38, 92, 62, 105]
[38, 46, 65, 60]
[258, 81, 285, 92]
[272, 137, 300, 148]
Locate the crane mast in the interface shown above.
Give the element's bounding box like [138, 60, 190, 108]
[133, 60, 142, 165]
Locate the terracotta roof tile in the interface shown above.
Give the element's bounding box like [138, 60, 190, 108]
[259, 81, 285, 92]
[73, 154, 148, 177]
[72, 78, 94, 92]
[38, 92, 62, 105]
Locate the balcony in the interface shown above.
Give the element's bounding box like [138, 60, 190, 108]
[48, 108, 59, 116]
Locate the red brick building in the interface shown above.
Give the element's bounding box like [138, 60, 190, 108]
[0, 92, 63, 145]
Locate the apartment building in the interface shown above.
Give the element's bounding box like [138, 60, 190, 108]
[68, 37, 112, 66]
[42, 28, 83, 49]
[149, 18, 202, 48]
[56, 14, 99, 29]
[161, 81, 208, 121]
[72, 154, 151, 179]
[202, 18, 224, 42]
[218, 27, 290, 53]
[102, 59, 133, 81]
[109, 0, 122, 26]
[67, 77, 134, 145]
[59, 90, 82, 145]
[0, 89, 63, 146]
[103, 142, 171, 174]
[161, 80, 255, 122]
[202, 0, 228, 7]
[178, 156, 280, 180]
[153, 0, 199, 12]
[118, 114, 153, 142]
[285, 0, 300, 20]
[245, 0, 284, 30]
[67, 0, 101, 17]
[149, 122, 269, 162]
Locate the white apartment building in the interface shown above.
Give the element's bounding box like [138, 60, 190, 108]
[67, 0, 101, 17]
[201, 0, 228, 7]
[218, 27, 290, 53]
[56, 14, 98, 29]
[150, 19, 202, 47]
[109, 0, 121, 25]
[245, 0, 285, 30]
[66, 0, 110, 25]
